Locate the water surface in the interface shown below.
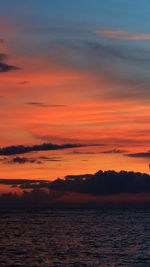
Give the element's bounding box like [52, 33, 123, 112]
[0, 209, 150, 266]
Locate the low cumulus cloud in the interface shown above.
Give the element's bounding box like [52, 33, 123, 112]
[0, 142, 84, 156]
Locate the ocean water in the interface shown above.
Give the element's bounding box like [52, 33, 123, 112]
[0, 209, 150, 266]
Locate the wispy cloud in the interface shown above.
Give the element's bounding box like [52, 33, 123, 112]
[93, 30, 150, 40]
[100, 149, 126, 154]
[70, 149, 126, 155]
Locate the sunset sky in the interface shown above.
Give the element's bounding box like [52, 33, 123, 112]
[1, 1, 150, 205]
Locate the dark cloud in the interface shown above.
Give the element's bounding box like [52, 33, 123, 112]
[0, 179, 47, 185]
[25, 102, 66, 107]
[0, 189, 65, 208]
[8, 169, 150, 196]
[1, 156, 62, 164]
[0, 142, 85, 156]
[126, 152, 150, 158]
[49, 170, 150, 196]
[0, 53, 19, 73]
[1, 170, 150, 208]
[7, 157, 42, 164]
[0, 62, 19, 72]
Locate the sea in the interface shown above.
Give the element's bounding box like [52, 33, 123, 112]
[0, 208, 150, 266]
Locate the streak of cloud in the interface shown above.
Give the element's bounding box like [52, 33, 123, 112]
[126, 152, 150, 158]
[93, 30, 150, 40]
[25, 102, 66, 108]
[0, 143, 86, 156]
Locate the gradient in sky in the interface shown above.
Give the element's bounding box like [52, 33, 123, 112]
[0, 0, 150, 195]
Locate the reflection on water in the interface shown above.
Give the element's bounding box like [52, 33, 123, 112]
[0, 209, 150, 266]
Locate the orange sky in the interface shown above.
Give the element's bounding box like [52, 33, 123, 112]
[0, 1, 150, 208]
[0, 10, 150, 185]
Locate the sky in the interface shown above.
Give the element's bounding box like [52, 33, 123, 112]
[0, 0, 150, 206]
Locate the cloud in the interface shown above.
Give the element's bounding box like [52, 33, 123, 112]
[39, 156, 62, 162]
[70, 149, 126, 155]
[0, 189, 64, 208]
[85, 41, 150, 65]
[0, 178, 47, 185]
[25, 102, 66, 107]
[46, 39, 150, 100]
[15, 170, 150, 196]
[126, 152, 150, 158]
[0, 53, 19, 72]
[50, 170, 150, 196]
[93, 30, 150, 40]
[0, 142, 85, 156]
[6, 157, 41, 164]
[0, 156, 62, 164]
[0, 62, 19, 72]
[1, 170, 150, 208]
[100, 149, 126, 154]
